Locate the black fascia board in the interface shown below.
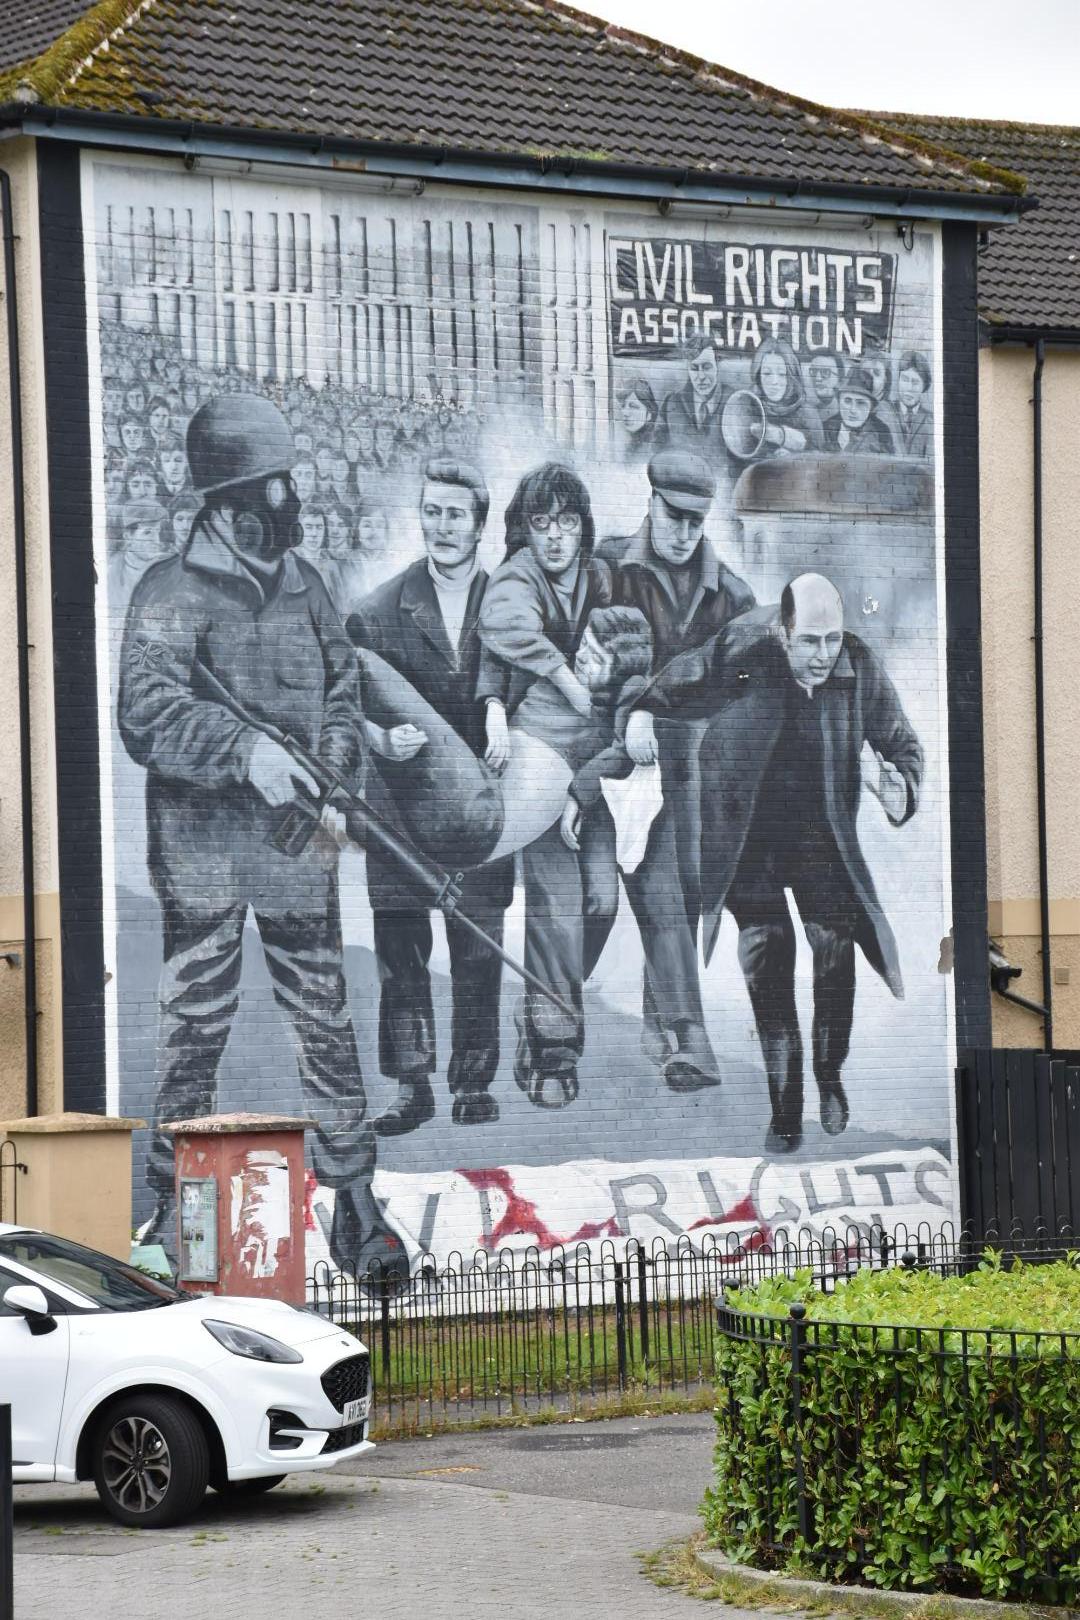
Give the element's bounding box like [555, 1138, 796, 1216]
[0, 99, 1035, 223]
[986, 323, 1080, 346]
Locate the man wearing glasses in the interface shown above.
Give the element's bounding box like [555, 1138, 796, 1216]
[805, 352, 843, 428]
[118, 394, 405, 1277]
[479, 463, 613, 1107]
[602, 450, 755, 1093]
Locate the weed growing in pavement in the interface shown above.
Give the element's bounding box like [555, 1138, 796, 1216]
[371, 1381, 715, 1441]
[639, 1539, 1057, 1620]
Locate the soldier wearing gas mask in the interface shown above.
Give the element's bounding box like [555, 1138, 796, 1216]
[118, 395, 405, 1278]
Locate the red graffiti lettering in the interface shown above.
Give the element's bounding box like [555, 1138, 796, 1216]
[459, 1167, 563, 1250]
[566, 1217, 621, 1241]
[686, 1191, 758, 1231]
[460, 1168, 736, 1252]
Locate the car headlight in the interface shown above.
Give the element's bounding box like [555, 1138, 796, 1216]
[203, 1319, 303, 1364]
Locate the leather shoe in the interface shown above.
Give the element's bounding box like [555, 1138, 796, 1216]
[664, 1057, 721, 1093]
[764, 1123, 802, 1155]
[818, 1078, 849, 1136]
[374, 1072, 436, 1137]
[663, 1021, 721, 1092]
[452, 1092, 499, 1125]
[330, 1183, 409, 1289]
[515, 1065, 579, 1109]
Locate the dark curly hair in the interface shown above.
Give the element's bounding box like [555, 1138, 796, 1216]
[585, 605, 654, 684]
[502, 462, 595, 561]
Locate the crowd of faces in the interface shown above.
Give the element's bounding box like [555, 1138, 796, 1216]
[616, 339, 933, 459]
[99, 322, 484, 611]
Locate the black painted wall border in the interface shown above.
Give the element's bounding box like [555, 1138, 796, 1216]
[941, 220, 991, 1051]
[38, 139, 106, 1113]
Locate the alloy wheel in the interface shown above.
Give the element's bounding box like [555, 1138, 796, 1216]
[101, 1414, 172, 1515]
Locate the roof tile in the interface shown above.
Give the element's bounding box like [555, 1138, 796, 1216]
[3, 0, 1026, 200]
[872, 113, 1080, 330]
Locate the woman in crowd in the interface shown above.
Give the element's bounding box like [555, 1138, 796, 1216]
[615, 374, 658, 465]
[324, 501, 373, 618]
[748, 335, 826, 456]
[862, 352, 903, 452]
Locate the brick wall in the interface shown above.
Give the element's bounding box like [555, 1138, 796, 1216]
[41, 144, 984, 1269]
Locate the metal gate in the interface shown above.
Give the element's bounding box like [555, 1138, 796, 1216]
[955, 1047, 1080, 1235]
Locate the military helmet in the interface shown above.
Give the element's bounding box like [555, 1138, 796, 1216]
[186, 395, 296, 496]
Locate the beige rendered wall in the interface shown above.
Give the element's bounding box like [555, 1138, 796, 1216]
[980, 342, 1080, 1047]
[0, 1116, 141, 1259]
[0, 135, 62, 1125]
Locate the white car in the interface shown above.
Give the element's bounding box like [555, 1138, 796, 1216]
[0, 1222, 373, 1528]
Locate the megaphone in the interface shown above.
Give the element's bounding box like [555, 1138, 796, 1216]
[721, 389, 768, 460]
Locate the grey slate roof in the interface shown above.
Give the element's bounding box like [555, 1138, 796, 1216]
[871, 114, 1080, 332]
[0, 0, 89, 72]
[0, 0, 1025, 202]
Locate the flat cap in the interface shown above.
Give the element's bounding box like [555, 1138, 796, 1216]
[840, 363, 877, 400]
[646, 448, 716, 514]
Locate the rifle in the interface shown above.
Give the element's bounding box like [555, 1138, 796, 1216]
[193, 659, 577, 1021]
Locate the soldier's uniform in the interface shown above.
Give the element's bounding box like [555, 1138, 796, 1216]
[119, 395, 400, 1273]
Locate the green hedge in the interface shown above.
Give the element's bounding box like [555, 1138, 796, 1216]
[704, 1256, 1080, 1603]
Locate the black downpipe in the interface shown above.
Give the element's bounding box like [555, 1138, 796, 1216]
[1032, 337, 1052, 1051]
[0, 169, 37, 1114]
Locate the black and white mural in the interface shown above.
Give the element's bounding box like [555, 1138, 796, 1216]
[84, 155, 954, 1273]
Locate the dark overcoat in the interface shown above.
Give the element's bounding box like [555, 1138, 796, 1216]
[637, 611, 923, 996]
[599, 520, 755, 671]
[651, 380, 730, 466]
[347, 558, 513, 912]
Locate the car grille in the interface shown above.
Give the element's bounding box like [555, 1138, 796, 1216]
[321, 1421, 366, 1454]
[320, 1352, 370, 1413]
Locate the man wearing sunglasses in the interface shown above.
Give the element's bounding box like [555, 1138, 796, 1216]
[118, 394, 406, 1278]
[601, 450, 755, 1093]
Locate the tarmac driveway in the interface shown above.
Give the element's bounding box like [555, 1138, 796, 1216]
[11, 1412, 734, 1619]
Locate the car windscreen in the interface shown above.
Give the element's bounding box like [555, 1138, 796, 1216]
[0, 1232, 184, 1312]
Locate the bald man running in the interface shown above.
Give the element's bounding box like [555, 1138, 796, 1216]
[627, 572, 923, 1154]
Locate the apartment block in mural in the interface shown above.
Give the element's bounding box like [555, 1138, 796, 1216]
[84, 153, 953, 1272]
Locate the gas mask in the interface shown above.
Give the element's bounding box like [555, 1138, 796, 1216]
[219, 472, 303, 561]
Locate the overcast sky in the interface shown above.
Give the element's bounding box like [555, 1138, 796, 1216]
[586, 0, 1079, 124]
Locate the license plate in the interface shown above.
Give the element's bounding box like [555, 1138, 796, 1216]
[343, 1396, 369, 1425]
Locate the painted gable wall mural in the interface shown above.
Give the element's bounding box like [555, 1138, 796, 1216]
[82, 153, 955, 1273]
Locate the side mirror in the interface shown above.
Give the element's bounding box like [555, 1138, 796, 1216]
[6, 1283, 57, 1335]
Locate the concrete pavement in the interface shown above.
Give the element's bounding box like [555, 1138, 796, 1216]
[11, 1412, 740, 1619]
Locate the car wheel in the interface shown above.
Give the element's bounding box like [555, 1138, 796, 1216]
[211, 1475, 287, 1496]
[92, 1393, 209, 1528]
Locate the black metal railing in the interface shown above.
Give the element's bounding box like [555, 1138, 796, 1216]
[711, 1231, 1080, 1602]
[307, 1220, 1075, 1428]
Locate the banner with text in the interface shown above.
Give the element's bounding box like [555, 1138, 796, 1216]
[608, 236, 897, 358]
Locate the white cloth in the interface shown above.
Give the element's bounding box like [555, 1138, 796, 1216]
[428, 557, 480, 651]
[600, 764, 664, 873]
